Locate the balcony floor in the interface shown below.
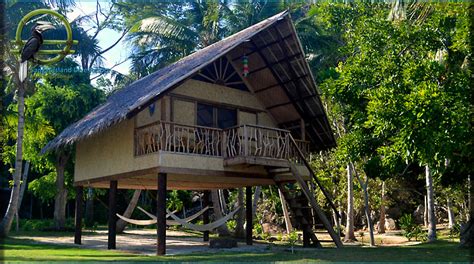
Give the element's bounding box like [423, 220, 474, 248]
[224, 156, 291, 168]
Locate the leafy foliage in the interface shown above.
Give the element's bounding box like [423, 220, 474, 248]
[399, 214, 426, 241]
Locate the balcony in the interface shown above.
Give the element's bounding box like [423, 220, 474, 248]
[134, 121, 310, 167]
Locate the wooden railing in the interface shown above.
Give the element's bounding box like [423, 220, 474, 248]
[224, 124, 291, 159]
[135, 121, 223, 156]
[134, 121, 310, 160]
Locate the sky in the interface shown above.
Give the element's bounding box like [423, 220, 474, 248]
[66, 0, 131, 76]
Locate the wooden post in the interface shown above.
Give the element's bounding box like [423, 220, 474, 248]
[157, 173, 167, 255]
[203, 190, 210, 242]
[302, 206, 311, 247]
[246, 186, 253, 245]
[278, 188, 292, 234]
[303, 229, 310, 247]
[108, 180, 117, 249]
[300, 118, 305, 141]
[74, 186, 83, 245]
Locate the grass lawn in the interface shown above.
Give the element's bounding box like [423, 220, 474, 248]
[1, 235, 473, 263]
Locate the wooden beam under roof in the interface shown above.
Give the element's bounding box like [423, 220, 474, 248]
[261, 26, 328, 146]
[230, 34, 293, 61]
[254, 74, 308, 94]
[266, 101, 292, 110]
[261, 27, 308, 103]
[250, 31, 326, 146]
[247, 52, 303, 75]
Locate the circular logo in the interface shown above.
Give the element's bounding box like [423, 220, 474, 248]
[14, 9, 77, 65]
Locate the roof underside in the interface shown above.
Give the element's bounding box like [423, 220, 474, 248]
[44, 11, 335, 152]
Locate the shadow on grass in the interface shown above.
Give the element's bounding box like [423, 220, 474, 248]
[3, 237, 473, 262]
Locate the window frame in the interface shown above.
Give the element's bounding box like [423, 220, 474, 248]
[196, 102, 238, 129]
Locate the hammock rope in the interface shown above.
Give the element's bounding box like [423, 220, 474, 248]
[166, 206, 241, 232]
[116, 209, 178, 226]
[116, 206, 240, 232]
[137, 206, 211, 225]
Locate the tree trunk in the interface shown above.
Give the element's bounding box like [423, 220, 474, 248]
[116, 190, 142, 233]
[460, 170, 474, 248]
[218, 189, 227, 214]
[362, 182, 375, 246]
[469, 174, 472, 221]
[54, 152, 70, 230]
[278, 188, 293, 234]
[15, 161, 30, 231]
[424, 195, 429, 227]
[344, 164, 356, 242]
[352, 163, 375, 246]
[211, 189, 230, 236]
[378, 181, 386, 234]
[85, 188, 94, 227]
[234, 188, 245, 238]
[252, 186, 261, 218]
[0, 82, 25, 237]
[425, 165, 437, 242]
[446, 197, 455, 229]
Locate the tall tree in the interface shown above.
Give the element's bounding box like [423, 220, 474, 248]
[25, 59, 104, 229]
[0, 0, 51, 238]
[322, 2, 471, 243]
[344, 164, 356, 242]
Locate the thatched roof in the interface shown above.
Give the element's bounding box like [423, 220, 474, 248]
[44, 11, 336, 152]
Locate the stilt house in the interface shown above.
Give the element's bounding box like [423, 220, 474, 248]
[44, 11, 342, 255]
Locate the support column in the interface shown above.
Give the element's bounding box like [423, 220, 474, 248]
[246, 186, 253, 245]
[202, 190, 210, 242]
[302, 207, 311, 247]
[74, 186, 83, 245]
[108, 181, 117, 249]
[157, 173, 167, 255]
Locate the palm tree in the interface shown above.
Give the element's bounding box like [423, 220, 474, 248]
[122, 1, 233, 75]
[0, 0, 50, 237]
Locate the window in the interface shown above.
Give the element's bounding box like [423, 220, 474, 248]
[197, 103, 237, 129]
[197, 103, 214, 127]
[217, 108, 237, 129]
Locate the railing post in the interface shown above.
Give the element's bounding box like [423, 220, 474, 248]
[244, 125, 249, 156]
[222, 130, 227, 158]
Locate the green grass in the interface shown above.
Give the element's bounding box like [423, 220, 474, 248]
[2, 235, 473, 263]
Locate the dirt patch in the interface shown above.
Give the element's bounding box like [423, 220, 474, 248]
[14, 229, 269, 255]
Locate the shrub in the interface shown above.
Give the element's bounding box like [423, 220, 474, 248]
[286, 230, 298, 254]
[399, 214, 425, 241]
[18, 218, 76, 232]
[450, 223, 461, 240]
[253, 223, 263, 237]
[262, 232, 271, 241]
[277, 232, 284, 241]
[20, 219, 54, 231]
[226, 219, 236, 231]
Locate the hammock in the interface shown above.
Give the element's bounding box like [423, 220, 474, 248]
[116, 206, 240, 232]
[137, 206, 211, 225]
[115, 209, 178, 226]
[166, 206, 241, 232]
[116, 206, 209, 226]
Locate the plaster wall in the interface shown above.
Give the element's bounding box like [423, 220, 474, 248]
[75, 119, 159, 182]
[136, 100, 161, 127]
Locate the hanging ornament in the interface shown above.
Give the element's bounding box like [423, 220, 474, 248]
[148, 103, 155, 116]
[242, 54, 249, 77]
